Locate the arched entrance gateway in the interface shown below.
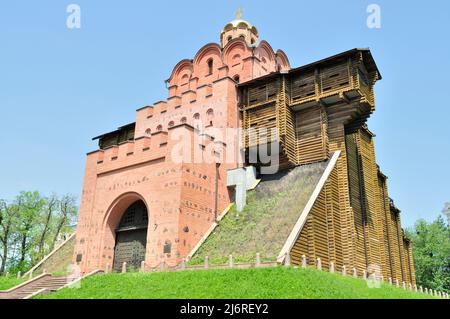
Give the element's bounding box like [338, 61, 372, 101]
[112, 200, 148, 271]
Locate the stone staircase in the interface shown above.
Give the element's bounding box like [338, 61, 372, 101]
[0, 274, 75, 299]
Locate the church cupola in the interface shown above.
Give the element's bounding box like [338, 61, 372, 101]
[220, 9, 259, 48]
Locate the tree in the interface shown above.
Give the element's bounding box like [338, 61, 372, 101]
[50, 195, 77, 251]
[35, 194, 58, 263]
[0, 191, 78, 274]
[14, 191, 46, 271]
[408, 215, 450, 293]
[0, 200, 18, 274]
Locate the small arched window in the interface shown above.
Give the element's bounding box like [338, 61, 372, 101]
[206, 108, 214, 126]
[251, 38, 255, 45]
[181, 74, 189, 85]
[168, 121, 174, 128]
[145, 128, 151, 135]
[156, 125, 163, 131]
[180, 117, 187, 124]
[233, 75, 240, 83]
[207, 59, 213, 75]
[227, 36, 232, 42]
[193, 113, 201, 129]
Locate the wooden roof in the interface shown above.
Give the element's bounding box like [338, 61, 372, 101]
[92, 122, 136, 140]
[238, 48, 381, 88]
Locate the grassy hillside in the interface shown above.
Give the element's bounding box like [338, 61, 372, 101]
[189, 161, 327, 265]
[40, 267, 431, 299]
[0, 277, 24, 290]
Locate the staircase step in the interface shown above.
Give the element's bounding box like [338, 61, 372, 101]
[3, 271, 93, 299]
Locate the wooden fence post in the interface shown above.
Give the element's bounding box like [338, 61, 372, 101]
[255, 253, 260, 268]
[342, 265, 347, 276]
[329, 261, 335, 273]
[122, 262, 127, 273]
[204, 256, 209, 269]
[316, 258, 322, 271]
[229, 255, 233, 269]
[284, 253, 291, 267]
[301, 255, 307, 269]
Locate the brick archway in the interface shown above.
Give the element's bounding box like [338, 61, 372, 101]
[100, 192, 149, 271]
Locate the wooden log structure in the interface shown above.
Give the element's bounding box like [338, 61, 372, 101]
[238, 48, 415, 285]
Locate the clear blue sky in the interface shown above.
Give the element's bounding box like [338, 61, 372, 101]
[0, 1, 449, 227]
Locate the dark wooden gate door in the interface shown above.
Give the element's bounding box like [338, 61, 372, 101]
[113, 229, 147, 271]
[113, 200, 148, 271]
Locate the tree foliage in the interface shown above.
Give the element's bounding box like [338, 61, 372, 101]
[0, 192, 77, 274]
[407, 215, 450, 293]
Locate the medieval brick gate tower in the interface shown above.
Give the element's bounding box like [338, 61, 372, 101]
[73, 15, 416, 285]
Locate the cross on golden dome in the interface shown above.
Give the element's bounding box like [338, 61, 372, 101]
[235, 7, 243, 20]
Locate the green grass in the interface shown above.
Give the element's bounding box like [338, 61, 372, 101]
[190, 162, 327, 265]
[0, 276, 25, 291]
[39, 267, 432, 299]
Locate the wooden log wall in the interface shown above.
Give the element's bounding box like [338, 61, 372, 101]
[345, 132, 368, 273]
[320, 60, 350, 94]
[295, 106, 328, 165]
[288, 53, 375, 110]
[247, 80, 279, 105]
[378, 172, 394, 280]
[356, 129, 385, 274]
[327, 123, 356, 269]
[290, 166, 343, 271]
[290, 127, 415, 284]
[404, 239, 416, 285]
[246, 103, 277, 148]
[388, 207, 403, 282]
[402, 238, 413, 284]
[238, 49, 414, 283]
[277, 76, 297, 166]
[355, 52, 376, 108]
